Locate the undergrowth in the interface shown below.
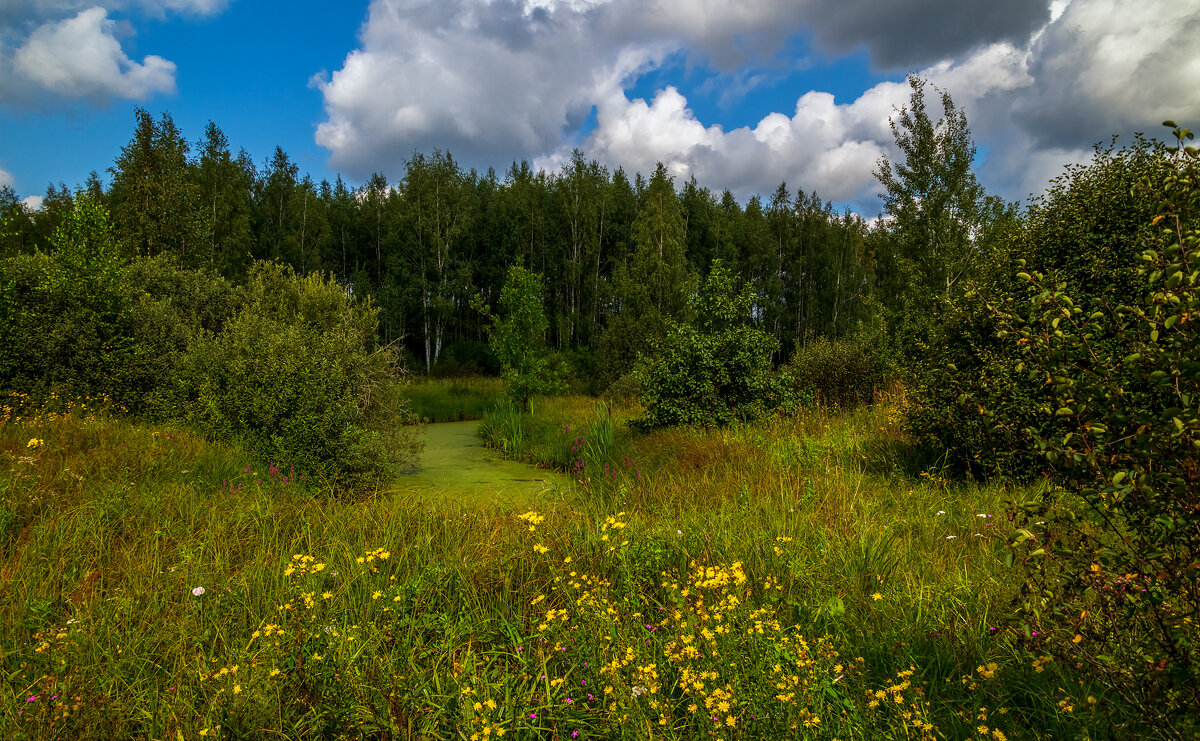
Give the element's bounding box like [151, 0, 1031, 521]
[0, 389, 1122, 738]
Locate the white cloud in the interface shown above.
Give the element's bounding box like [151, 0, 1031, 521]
[318, 0, 1199, 211]
[1012, 0, 1200, 149]
[10, 7, 176, 102]
[0, 166, 13, 189]
[22, 195, 44, 211]
[0, 1, 230, 106]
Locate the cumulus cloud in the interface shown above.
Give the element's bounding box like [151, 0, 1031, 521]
[1012, 0, 1200, 149]
[314, 0, 668, 174]
[0, 166, 14, 189]
[8, 7, 176, 102]
[804, 0, 1049, 69]
[0, 1, 228, 106]
[317, 0, 1200, 211]
[22, 195, 45, 211]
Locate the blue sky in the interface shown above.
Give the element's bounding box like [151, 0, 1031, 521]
[2, 1, 1197, 215]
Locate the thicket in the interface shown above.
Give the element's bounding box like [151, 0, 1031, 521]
[997, 125, 1200, 736]
[634, 261, 791, 428]
[900, 124, 1200, 735]
[905, 134, 1176, 478]
[0, 196, 418, 487]
[783, 329, 892, 408]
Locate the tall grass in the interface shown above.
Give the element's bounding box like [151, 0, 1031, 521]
[0, 395, 1117, 738]
[406, 376, 505, 422]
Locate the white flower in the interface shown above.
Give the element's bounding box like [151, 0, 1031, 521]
[976, 514, 988, 518]
[945, 535, 957, 540]
[936, 511, 946, 516]
[676, 530, 682, 536]
[192, 587, 205, 597]
[631, 686, 648, 697]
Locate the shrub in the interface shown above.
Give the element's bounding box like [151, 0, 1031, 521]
[784, 334, 891, 407]
[476, 266, 566, 412]
[185, 263, 419, 488]
[987, 124, 1200, 736]
[905, 133, 1177, 477]
[634, 262, 786, 429]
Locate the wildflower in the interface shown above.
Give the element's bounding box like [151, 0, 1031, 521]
[533, 544, 549, 554]
[871, 592, 883, 601]
[946, 535, 957, 540]
[233, 684, 241, 694]
[192, 587, 205, 597]
[936, 510, 945, 515]
[26, 438, 44, 448]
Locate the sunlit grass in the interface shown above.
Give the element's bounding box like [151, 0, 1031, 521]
[0, 390, 1096, 738]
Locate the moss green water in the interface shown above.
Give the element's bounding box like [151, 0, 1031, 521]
[391, 420, 572, 507]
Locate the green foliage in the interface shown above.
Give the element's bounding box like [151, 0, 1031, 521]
[185, 263, 419, 488]
[0, 195, 135, 408]
[598, 163, 696, 388]
[477, 265, 566, 412]
[874, 76, 1015, 359]
[908, 132, 1178, 478]
[108, 109, 195, 261]
[989, 124, 1200, 736]
[785, 332, 892, 407]
[634, 261, 786, 428]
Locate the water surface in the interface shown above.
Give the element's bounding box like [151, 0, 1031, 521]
[392, 420, 571, 507]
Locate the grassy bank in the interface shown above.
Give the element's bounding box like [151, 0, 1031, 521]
[406, 376, 506, 422]
[0, 392, 1109, 739]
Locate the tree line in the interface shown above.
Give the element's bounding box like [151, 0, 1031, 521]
[0, 108, 882, 384]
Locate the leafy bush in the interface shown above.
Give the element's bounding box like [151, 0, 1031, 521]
[905, 133, 1177, 477]
[0, 197, 241, 420]
[784, 333, 891, 407]
[986, 124, 1200, 736]
[185, 263, 419, 488]
[634, 262, 788, 429]
[476, 265, 566, 412]
[430, 338, 498, 378]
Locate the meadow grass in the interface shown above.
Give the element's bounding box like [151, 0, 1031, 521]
[406, 376, 506, 422]
[0, 389, 1101, 739]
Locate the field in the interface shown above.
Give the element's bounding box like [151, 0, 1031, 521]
[1, 384, 1098, 740]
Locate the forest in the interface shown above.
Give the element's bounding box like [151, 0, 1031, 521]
[1, 108, 881, 378]
[1, 76, 1197, 739]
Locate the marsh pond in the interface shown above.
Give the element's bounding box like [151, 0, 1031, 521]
[394, 420, 571, 506]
